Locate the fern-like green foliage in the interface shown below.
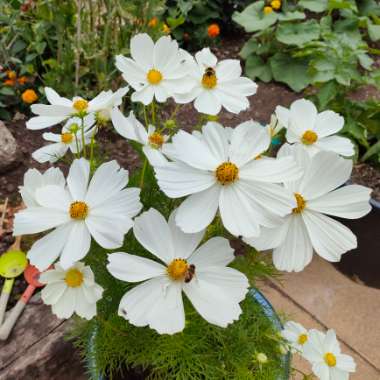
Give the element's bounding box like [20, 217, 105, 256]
[70, 165, 289, 380]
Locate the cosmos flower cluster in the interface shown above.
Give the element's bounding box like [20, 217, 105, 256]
[13, 34, 369, 378]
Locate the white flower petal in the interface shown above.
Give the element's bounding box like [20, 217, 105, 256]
[59, 222, 91, 269]
[85, 160, 129, 207]
[275, 105, 290, 128]
[272, 215, 313, 272]
[41, 282, 66, 305]
[308, 185, 371, 219]
[229, 121, 270, 167]
[85, 214, 132, 249]
[153, 36, 178, 72]
[194, 89, 222, 116]
[289, 99, 318, 135]
[52, 287, 76, 319]
[143, 146, 168, 166]
[155, 162, 215, 198]
[300, 151, 352, 200]
[168, 210, 204, 259]
[201, 122, 229, 162]
[216, 59, 242, 81]
[75, 288, 97, 320]
[45, 87, 72, 106]
[244, 216, 291, 251]
[315, 135, 355, 157]
[219, 183, 261, 238]
[133, 208, 175, 264]
[302, 210, 357, 262]
[26, 115, 68, 130]
[115, 55, 146, 89]
[13, 207, 69, 235]
[172, 129, 221, 170]
[175, 184, 220, 233]
[195, 48, 218, 67]
[27, 224, 72, 271]
[111, 108, 147, 144]
[107, 252, 166, 282]
[189, 237, 234, 268]
[183, 266, 248, 327]
[314, 110, 344, 138]
[131, 85, 155, 105]
[130, 33, 154, 70]
[240, 156, 302, 183]
[213, 87, 249, 114]
[35, 185, 72, 211]
[67, 158, 90, 200]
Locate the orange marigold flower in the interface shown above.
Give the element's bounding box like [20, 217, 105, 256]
[207, 23, 220, 38]
[148, 17, 158, 28]
[271, 0, 281, 10]
[18, 76, 28, 85]
[6, 70, 17, 80]
[21, 89, 38, 104]
[4, 79, 16, 86]
[263, 6, 273, 14]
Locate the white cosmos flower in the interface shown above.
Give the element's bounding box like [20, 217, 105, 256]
[107, 208, 249, 335]
[155, 121, 302, 238]
[26, 87, 128, 130]
[19, 167, 65, 207]
[32, 114, 96, 163]
[276, 99, 354, 157]
[303, 329, 356, 380]
[111, 107, 168, 166]
[115, 33, 194, 105]
[174, 48, 257, 115]
[281, 321, 311, 353]
[40, 262, 103, 320]
[14, 158, 142, 270]
[245, 144, 371, 272]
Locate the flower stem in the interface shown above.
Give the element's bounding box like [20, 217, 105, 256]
[89, 125, 98, 169]
[143, 105, 149, 127]
[74, 133, 81, 159]
[81, 116, 87, 158]
[139, 158, 148, 189]
[151, 100, 156, 125]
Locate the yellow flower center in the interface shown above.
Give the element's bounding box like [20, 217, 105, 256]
[147, 69, 163, 85]
[298, 334, 308, 345]
[215, 162, 239, 185]
[167, 259, 189, 281]
[324, 352, 337, 367]
[202, 67, 217, 89]
[61, 132, 73, 144]
[65, 268, 84, 288]
[69, 201, 89, 220]
[301, 130, 318, 145]
[73, 99, 88, 112]
[148, 132, 164, 148]
[292, 193, 306, 214]
[263, 6, 273, 14]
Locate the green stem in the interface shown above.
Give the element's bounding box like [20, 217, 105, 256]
[143, 105, 149, 127]
[139, 158, 148, 189]
[81, 116, 87, 158]
[151, 100, 156, 125]
[74, 132, 81, 159]
[89, 125, 98, 168]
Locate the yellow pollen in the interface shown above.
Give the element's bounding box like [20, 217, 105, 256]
[216, 162, 239, 185]
[167, 259, 189, 281]
[301, 130, 318, 145]
[147, 69, 163, 85]
[292, 193, 306, 214]
[61, 132, 73, 144]
[324, 353, 337, 367]
[202, 68, 217, 89]
[69, 201, 89, 220]
[73, 99, 88, 112]
[255, 154, 263, 160]
[298, 334, 308, 345]
[148, 132, 164, 148]
[65, 268, 84, 288]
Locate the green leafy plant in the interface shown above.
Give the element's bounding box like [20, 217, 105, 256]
[233, 0, 380, 92]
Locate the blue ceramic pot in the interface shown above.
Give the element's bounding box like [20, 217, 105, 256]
[87, 288, 291, 380]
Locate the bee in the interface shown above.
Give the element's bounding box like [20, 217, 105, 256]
[184, 264, 196, 283]
[204, 67, 216, 77]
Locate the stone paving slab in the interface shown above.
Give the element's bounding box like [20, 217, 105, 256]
[260, 256, 380, 380]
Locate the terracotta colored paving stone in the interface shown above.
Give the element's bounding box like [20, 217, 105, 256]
[0, 295, 86, 380]
[259, 258, 380, 379]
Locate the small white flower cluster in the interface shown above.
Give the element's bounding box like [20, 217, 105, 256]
[282, 321, 356, 380]
[14, 32, 371, 349]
